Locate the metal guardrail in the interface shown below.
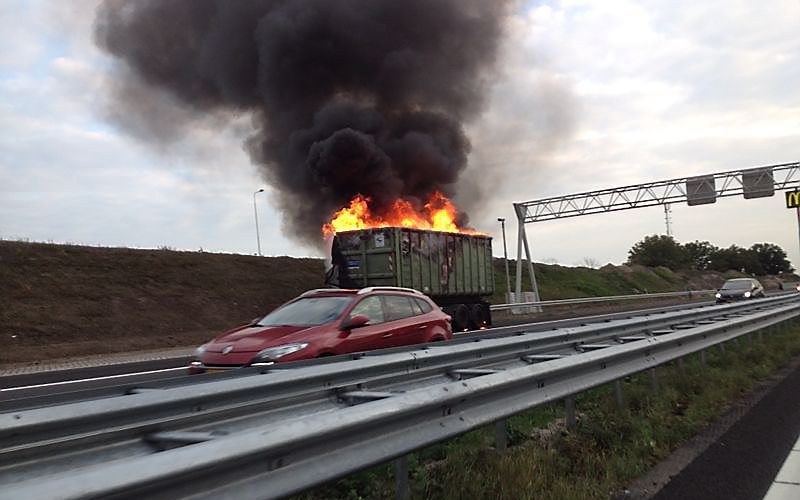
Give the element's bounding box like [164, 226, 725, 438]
[0, 295, 798, 499]
[490, 289, 715, 311]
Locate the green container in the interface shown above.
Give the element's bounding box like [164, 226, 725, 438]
[330, 227, 494, 300]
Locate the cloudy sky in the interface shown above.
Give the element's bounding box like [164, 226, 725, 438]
[2, 0, 799, 269]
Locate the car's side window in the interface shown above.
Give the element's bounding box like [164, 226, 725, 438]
[415, 298, 433, 314]
[383, 295, 416, 321]
[349, 296, 384, 324]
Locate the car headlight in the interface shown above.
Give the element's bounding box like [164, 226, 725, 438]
[744, 291, 751, 298]
[715, 293, 721, 299]
[193, 343, 209, 358]
[252, 343, 309, 363]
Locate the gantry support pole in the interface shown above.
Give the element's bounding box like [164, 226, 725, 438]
[513, 204, 540, 308]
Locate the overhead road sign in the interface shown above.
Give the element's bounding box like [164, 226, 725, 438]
[686, 175, 716, 206]
[742, 168, 775, 199]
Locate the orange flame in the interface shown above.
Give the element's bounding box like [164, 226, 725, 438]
[323, 191, 484, 236]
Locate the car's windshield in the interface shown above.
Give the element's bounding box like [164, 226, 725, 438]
[257, 296, 354, 327]
[721, 280, 752, 290]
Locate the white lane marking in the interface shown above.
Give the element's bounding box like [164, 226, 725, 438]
[0, 366, 187, 392]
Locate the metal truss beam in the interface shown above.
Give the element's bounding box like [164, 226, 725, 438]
[512, 161, 800, 304]
[515, 161, 800, 223]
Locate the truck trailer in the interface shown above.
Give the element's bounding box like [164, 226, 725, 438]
[325, 227, 494, 331]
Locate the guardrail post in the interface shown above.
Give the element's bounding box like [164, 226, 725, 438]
[494, 419, 508, 450]
[718, 342, 726, 355]
[394, 455, 410, 500]
[565, 396, 576, 429]
[614, 380, 624, 408]
[649, 368, 658, 393]
[700, 349, 707, 368]
[677, 357, 684, 373]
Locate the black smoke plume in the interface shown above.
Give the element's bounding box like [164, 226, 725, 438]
[94, 0, 509, 245]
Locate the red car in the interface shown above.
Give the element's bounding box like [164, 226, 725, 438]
[189, 287, 452, 373]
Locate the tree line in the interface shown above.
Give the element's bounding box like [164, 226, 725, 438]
[627, 235, 793, 275]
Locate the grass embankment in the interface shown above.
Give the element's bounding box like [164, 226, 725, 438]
[489, 259, 742, 304]
[295, 321, 800, 500]
[0, 240, 324, 364]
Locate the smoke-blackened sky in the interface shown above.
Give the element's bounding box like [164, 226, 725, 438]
[94, 0, 510, 244]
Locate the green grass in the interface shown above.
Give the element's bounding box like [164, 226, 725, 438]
[295, 321, 800, 500]
[491, 259, 690, 303]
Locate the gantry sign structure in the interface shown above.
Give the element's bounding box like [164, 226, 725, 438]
[512, 161, 800, 302]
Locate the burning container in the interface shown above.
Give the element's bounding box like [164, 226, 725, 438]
[326, 227, 494, 331]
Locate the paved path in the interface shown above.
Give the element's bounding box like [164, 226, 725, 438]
[762, 435, 800, 500]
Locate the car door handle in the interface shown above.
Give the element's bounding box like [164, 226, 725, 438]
[382, 333, 393, 338]
[417, 325, 427, 330]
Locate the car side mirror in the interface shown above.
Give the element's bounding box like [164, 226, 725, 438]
[342, 315, 369, 330]
[250, 317, 262, 326]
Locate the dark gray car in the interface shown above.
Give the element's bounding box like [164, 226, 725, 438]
[715, 278, 765, 303]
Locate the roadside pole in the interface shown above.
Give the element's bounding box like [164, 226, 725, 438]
[786, 190, 800, 264]
[796, 205, 800, 260]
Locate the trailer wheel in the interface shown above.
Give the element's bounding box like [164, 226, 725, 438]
[452, 304, 470, 332]
[469, 303, 488, 329]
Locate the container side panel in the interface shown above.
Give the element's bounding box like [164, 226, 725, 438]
[410, 230, 421, 291]
[468, 236, 476, 294]
[484, 239, 494, 295]
[466, 238, 481, 295]
[477, 238, 485, 295]
[336, 229, 399, 288]
[405, 230, 413, 289]
[334, 228, 492, 298]
[457, 235, 465, 295]
[419, 231, 428, 293]
[432, 232, 442, 295]
[456, 236, 464, 294]
[477, 237, 486, 294]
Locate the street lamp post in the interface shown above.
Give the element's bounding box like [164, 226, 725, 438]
[253, 189, 265, 256]
[498, 217, 511, 302]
